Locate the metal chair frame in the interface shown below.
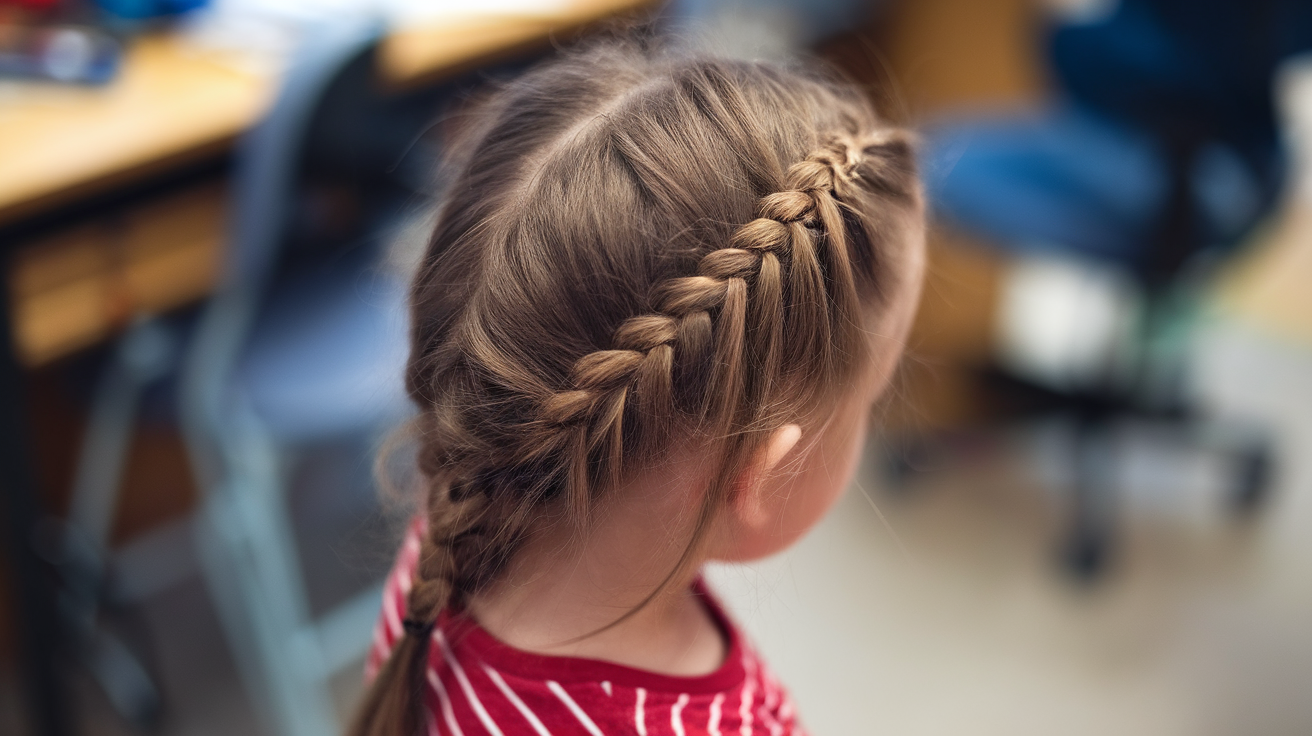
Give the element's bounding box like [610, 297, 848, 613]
[179, 18, 391, 736]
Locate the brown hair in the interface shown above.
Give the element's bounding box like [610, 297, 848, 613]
[351, 35, 920, 736]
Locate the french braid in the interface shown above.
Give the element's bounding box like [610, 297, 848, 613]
[539, 132, 909, 511]
[351, 39, 921, 736]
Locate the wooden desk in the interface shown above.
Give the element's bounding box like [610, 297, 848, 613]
[0, 36, 268, 229]
[2, 0, 654, 367]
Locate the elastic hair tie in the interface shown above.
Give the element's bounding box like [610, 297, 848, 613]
[402, 618, 435, 638]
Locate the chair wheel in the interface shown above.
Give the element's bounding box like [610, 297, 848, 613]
[1061, 530, 1110, 581]
[879, 437, 933, 491]
[882, 448, 917, 489]
[1232, 443, 1274, 515]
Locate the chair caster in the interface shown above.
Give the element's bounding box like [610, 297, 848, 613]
[881, 446, 918, 490]
[1061, 529, 1111, 582]
[1231, 442, 1274, 515]
[877, 435, 938, 493]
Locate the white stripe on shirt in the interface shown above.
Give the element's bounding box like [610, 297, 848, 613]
[434, 629, 505, 736]
[708, 692, 725, 736]
[547, 680, 603, 736]
[366, 624, 389, 680]
[481, 664, 552, 736]
[399, 540, 418, 595]
[778, 693, 795, 722]
[671, 693, 690, 736]
[427, 667, 465, 736]
[739, 651, 757, 736]
[749, 650, 784, 735]
[635, 687, 648, 736]
[381, 576, 404, 638]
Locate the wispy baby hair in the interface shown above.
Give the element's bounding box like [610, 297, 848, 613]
[352, 34, 920, 736]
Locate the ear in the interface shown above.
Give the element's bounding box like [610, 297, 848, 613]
[731, 424, 803, 528]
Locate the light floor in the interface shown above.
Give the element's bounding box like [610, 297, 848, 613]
[708, 318, 1312, 736]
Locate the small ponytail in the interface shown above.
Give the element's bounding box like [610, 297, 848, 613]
[349, 626, 430, 736]
[349, 472, 505, 736]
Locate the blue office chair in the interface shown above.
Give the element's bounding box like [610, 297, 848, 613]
[50, 20, 418, 732]
[916, 0, 1309, 578]
[179, 18, 422, 736]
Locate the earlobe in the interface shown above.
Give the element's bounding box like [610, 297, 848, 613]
[733, 424, 803, 528]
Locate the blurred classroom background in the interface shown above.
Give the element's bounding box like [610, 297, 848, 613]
[1, 0, 1310, 734]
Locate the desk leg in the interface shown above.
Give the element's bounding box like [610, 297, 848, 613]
[0, 288, 71, 736]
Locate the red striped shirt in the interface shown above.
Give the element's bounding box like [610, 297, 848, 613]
[366, 520, 807, 736]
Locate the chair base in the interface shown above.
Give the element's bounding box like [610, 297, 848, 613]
[879, 369, 1277, 583]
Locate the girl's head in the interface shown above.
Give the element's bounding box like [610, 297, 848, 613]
[353, 36, 923, 736]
